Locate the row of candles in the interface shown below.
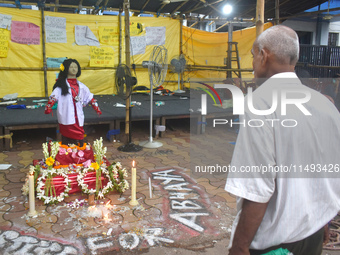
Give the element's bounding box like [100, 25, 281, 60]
[28, 160, 152, 216]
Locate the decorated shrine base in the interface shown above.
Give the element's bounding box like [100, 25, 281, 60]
[2, 167, 236, 254]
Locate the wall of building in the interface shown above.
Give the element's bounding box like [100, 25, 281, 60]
[283, 18, 330, 45]
[329, 16, 340, 46]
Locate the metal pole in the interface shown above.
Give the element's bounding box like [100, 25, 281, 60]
[149, 73, 154, 143]
[179, 17, 184, 90]
[41, 4, 48, 97]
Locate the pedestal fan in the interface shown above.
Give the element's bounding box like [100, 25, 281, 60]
[170, 54, 186, 93]
[139, 45, 168, 148]
[115, 64, 142, 152]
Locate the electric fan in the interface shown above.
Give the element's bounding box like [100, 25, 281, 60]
[170, 54, 186, 93]
[139, 45, 168, 149]
[115, 64, 137, 100]
[115, 64, 142, 152]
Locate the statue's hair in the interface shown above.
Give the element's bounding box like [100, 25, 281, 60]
[255, 25, 299, 65]
[53, 59, 81, 96]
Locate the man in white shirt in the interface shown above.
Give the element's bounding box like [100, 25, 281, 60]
[225, 25, 340, 255]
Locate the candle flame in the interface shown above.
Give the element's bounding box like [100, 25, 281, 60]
[132, 160, 135, 167]
[105, 201, 110, 207]
[103, 212, 110, 223]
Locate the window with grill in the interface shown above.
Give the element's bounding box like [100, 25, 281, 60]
[328, 33, 339, 46]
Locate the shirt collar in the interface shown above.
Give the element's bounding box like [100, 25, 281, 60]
[270, 72, 298, 79]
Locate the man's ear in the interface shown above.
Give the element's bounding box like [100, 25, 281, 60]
[260, 49, 269, 66]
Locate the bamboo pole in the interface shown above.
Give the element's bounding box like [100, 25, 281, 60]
[77, 0, 83, 14]
[275, 0, 280, 25]
[213, 21, 229, 32]
[124, 0, 131, 138]
[226, 23, 233, 78]
[180, 18, 184, 90]
[55, 0, 59, 12]
[0, 0, 168, 16]
[256, 0, 264, 37]
[119, 9, 122, 64]
[41, 5, 48, 97]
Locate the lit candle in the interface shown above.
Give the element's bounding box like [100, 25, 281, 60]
[28, 174, 37, 216]
[129, 160, 139, 206]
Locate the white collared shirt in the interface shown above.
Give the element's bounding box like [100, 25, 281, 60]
[225, 72, 340, 249]
[49, 80, 93, 126]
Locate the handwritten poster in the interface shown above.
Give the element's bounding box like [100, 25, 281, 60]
[45, 16, 67, 43]
[75, 25, 99, 46]
[130, 36, 146, 56]
[98, 26, 120, 46]
[46, 57, 67, 68]
[145, 26, 166, 46]
[0, 14, 11, 30]
[11, 21, 40, 45]
[0, 28, 9, 57]
[89, 47, 114, 67]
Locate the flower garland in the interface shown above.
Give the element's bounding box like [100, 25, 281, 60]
[77, 165, 114, 199]
[22, 138, 128, 204]
[108, 162, 129, 193]
[36, 167, 71, 204]
[93, 137, 107, 195]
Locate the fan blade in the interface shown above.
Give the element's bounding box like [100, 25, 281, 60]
[179, 57, 186, 66]
[170, 58, 178, 66]
[116, 66, 125, 78]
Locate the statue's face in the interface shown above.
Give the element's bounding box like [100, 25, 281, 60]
[68, 62, 78, 77]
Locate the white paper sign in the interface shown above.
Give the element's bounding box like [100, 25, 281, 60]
[45, 16, 67, 43]
[146, 27, 166, 46]
[0, 164, 11, 170]
[130, 36, 146, 56]
[75, 25, 99, 46]
[0, 14, 11, 30]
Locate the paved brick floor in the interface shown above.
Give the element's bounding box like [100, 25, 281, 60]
[0, 121, 338, 254]
[0, 121, 237, 254]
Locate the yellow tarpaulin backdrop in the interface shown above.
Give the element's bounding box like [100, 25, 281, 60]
[182, 22, 273, 82]
[0, 7, 180, 97]
[0, 6, 272, 98]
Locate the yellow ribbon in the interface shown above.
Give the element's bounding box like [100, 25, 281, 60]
[0, 132, 13, 148]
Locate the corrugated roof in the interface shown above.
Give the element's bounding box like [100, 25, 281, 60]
[2, 0, 329, 20]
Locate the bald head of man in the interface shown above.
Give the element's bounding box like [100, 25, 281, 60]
[251, 25, 299, 79]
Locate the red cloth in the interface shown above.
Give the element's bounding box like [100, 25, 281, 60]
[55, 149, 95, 165]
[40, 172, 109, 196]
[59, 79, 84, 140]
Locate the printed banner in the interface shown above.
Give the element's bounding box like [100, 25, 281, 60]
[130, 36, 146, 56]
[98, 26, 119, 46]
[145, 26, 166, 45]
[0, 28, 9, 57]
[0, 14, 11, 30]
[89, 47, 114, 67]
[45, 16, 67, 43]
[75, 25, 99, 46]
[11, 21, 40, 45]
